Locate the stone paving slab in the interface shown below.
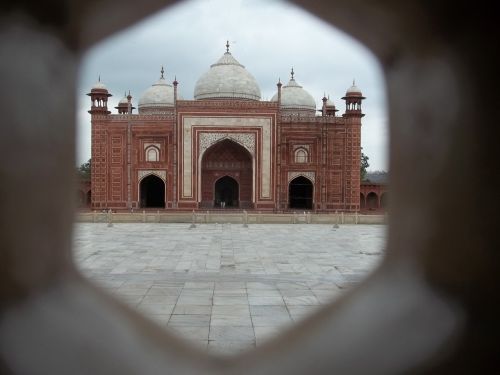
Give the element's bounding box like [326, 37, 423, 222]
[73, 223, 385, 355]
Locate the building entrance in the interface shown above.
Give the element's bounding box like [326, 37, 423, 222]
[214, 176, 239, 207]
[201, 139, 253, 208]
[289, 176, 313, 209]
[140, 175, 165, 208]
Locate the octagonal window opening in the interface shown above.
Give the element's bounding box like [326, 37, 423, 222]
[73, 0, 389, 357]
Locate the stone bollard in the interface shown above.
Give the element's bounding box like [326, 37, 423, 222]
[142, 209, 146, 223]
[243, 210, 248, 228]
[107, 209, 113, 228]
[333, 210, 339, 229]
[93, 210, 96, 223]
[355, 211, 359, 225]
[189, 209, 196, 229]
[156, 210, 160, 223]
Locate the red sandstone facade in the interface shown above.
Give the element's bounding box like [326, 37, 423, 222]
[87, 47, 365, 212]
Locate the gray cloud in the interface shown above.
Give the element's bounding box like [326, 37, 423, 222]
[77, 0, 388, 171]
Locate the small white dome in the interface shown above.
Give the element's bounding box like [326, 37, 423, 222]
[346, 82, 362, 95]
[271, 74, 316, 113]
[91, 79, 107, 91]
[194, 48, 261, 101]
[118, 94, 128, 105]
[325, 96, 335, 107]
[138, 75, 174, 113]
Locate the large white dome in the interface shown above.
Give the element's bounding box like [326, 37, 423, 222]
[272, 73, 316, 114]
[138, 71, 174, 113]
[194, 47, 261, 101]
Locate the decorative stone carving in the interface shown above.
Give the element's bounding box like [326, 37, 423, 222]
[288, 171, 315, 183]
[138, 169, 166, 181]
[293, 144, 310, 151]
[199, 132, 255, 156]
[144, 142, 161, 150]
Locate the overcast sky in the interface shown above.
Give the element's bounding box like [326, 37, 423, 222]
[77, 0, 388, 171]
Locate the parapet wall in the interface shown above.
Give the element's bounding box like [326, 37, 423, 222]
[75, 211, 387, 225]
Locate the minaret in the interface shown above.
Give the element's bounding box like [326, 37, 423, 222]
[341, 81, 365, 211]
[127, 91, 133, 114]
[276, 78, 282, 107]
[321, 94, 327, 117]
[173, 75, 178, 103]
[172, 74, 179, 209]
[276, 77, 283, 211]
[87, 76, 112, 115]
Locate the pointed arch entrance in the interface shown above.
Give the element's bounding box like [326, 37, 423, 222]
[139, 174, 165, 208]
[200, 139, 253, 208]
[214, 176, 239, 207]
[289, 176, 313, 209]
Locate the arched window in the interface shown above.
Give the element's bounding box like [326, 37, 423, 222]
[145, 146, 159, 162]
[295, 148, 308, 163]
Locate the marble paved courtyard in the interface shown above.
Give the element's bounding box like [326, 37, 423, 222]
[73, 223, 386, 355]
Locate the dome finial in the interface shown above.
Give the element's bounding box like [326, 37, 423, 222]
[98, 74, 101, 82]
[353, 79, 356, 86]
[226, 40, 230, 53]
[291, 67, 295, 80]
[160, 66, 165, 79]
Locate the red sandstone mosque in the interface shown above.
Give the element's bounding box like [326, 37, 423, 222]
[87, 42, 365, 211]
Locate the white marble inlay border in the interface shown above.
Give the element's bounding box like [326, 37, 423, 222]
[288, 171, 315, 184]
[181, 116, 272, 199]
[199, 133, 255, 156]
[293, 144, 310, 151]
[138, 169, 166, 181]
[144, 142, 161, 150]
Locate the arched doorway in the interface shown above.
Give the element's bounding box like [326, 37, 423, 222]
[366, 192, 379, 210]
[289, 176, 313, 209]
[214, 176, 239, 207]
[201, 139, 253, 208]
[140, 175, 165, 208]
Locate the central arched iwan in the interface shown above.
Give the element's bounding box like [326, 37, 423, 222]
[200, 139, 253, 208]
